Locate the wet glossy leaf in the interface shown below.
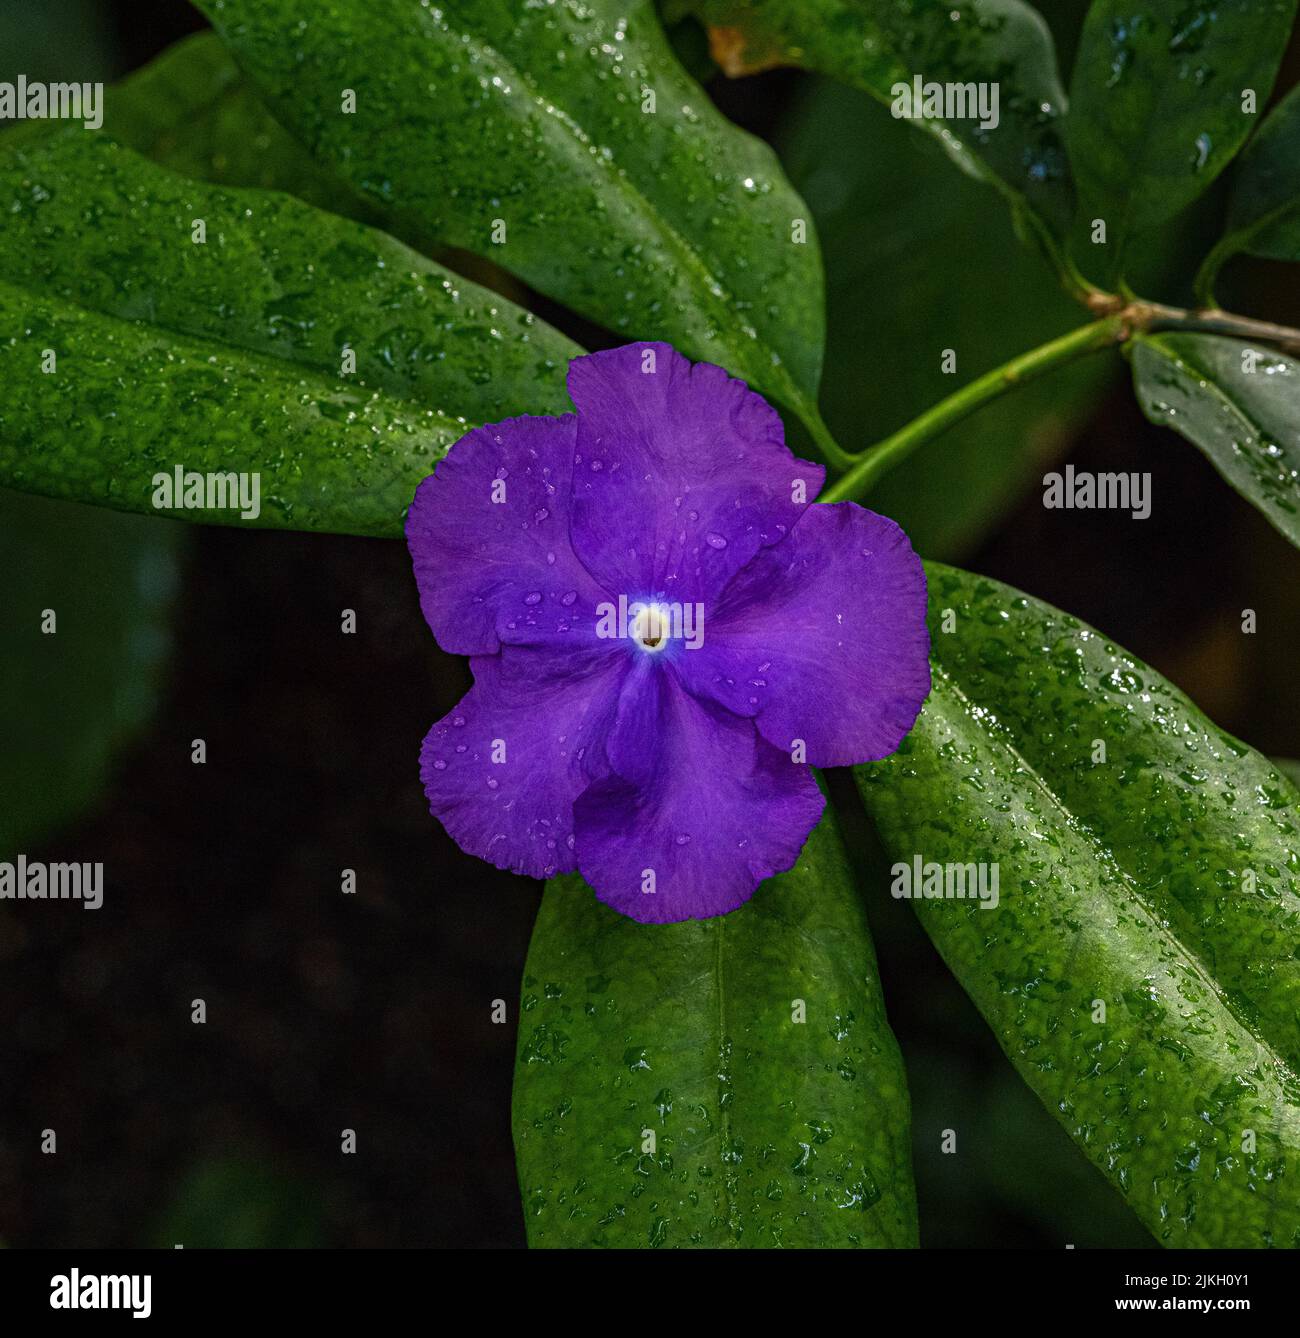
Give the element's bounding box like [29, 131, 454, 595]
[781, 78, 1111, 559]
[0, 489, 180, 856]
[194, 0, 829, 440]
[1067, 0, 1296, 267]
[0, 128, 578, 536]
[856, 563, 1300, 1247]
[1131, 332, 1300, 548]
[1198, 82, 1300, 300]
[106, 30, 374, 221]
[688, 0, 1073, 260]
[513, 804, 917, 1248]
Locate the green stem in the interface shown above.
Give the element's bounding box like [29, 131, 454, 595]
[820, 316, 1127, 504]
[1193, 234, 1239, 310]
[796, 398, 855, 472]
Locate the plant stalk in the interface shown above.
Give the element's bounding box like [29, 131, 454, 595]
[820, 316, 1127, 504]
[821, 297, 1300, 505]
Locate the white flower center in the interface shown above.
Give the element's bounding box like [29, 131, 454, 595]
[631, 602, 671, 653]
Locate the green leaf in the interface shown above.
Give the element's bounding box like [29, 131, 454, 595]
[1131, 332, 1300, 548]
[512, 803, 917, 1248]
[193, 0, 831, 447]
[687, 0, 1074, 264]
[1067, 0, 1296, 272]
[856, 562, 1300, 1247]
[0, 128, 579, 536]
[1223, 82, 1300, 260]
[0, 489, 180, 856]
[1197, 82, 1300, 303]
[105, 30, 376, 222]
[781, 78, 1112, 559]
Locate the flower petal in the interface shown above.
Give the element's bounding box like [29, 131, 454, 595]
[601, 655, 664, 788]
[420, 643, 625, 879]
[676, 502, 931, 766]
[406, 413, 610, 656]
[567, 342, 824, 605]
[573, 673, 824, 923]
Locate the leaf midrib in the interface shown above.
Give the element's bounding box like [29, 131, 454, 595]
[1141, 334, 1270, 435]
[244, 2, 807, 410]
[712, 916, 739, 1245]
[433, 9, 778, 368]
[930, 659, 1300, 1086]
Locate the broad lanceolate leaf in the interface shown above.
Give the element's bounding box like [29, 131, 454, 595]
[1131, 333, 1300, 548]
[106, 30, 375, 222]
[1197, 82, 1300, 302]
[856, 563, 1300, 1247]
[689, 0, 1073, 260]
[1067, 0, 1296, 270]
[0, 129, 578, 536]
[0, 489, 180, 856]
[513, 804, 917, 1248]
[194, 0, 829, 443]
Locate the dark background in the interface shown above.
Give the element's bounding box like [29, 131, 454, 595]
[3, 0, 1299, 1248]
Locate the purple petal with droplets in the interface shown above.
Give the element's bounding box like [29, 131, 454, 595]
[406, 413, 609, 656]
[675, 503, 931, 766]
[573, 673, 825, 923]
[419, 643, 627, 879]
[567, 342, 824, 604]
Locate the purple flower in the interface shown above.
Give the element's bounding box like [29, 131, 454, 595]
[406, 342, 930, 923]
